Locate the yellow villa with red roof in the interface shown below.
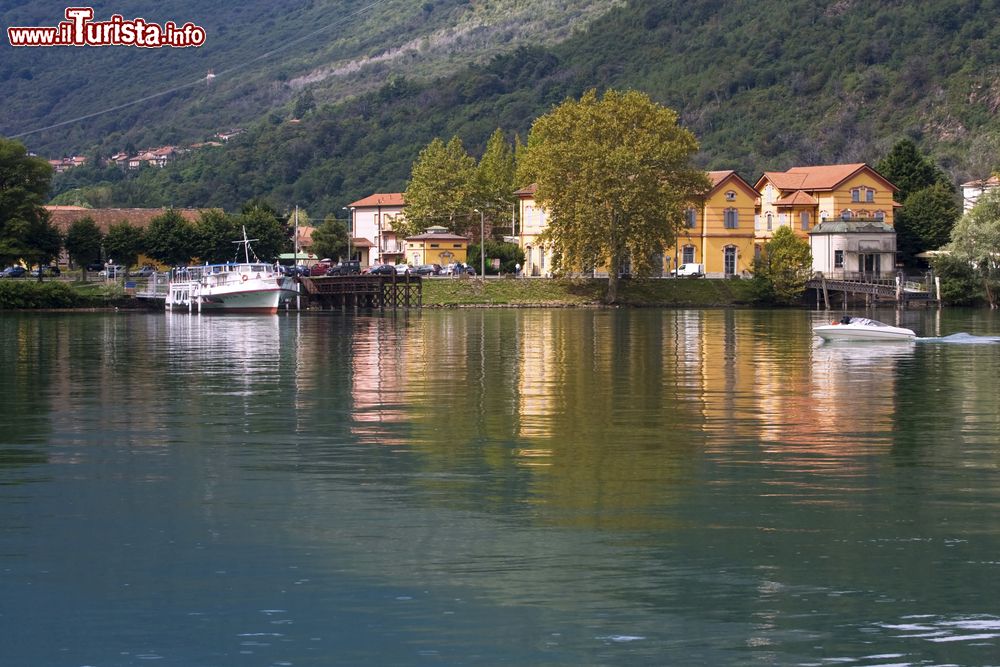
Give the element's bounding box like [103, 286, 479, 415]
[512, 162, 900, 279]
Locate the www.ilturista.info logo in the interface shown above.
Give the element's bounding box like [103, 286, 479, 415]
[7, 7, 206, 48]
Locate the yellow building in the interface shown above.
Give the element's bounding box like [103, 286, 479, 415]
[754, 163, 899, 245]
[665, 170, 758, 277]
[515, 184, 556, 277]
[404, 226, 470, 266]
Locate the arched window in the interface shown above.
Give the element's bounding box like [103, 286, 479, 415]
[766, 213, 773, 230]
[723, 246, 737, 276]
[725, 190, 737, 202]
[685, 208, 697, 228]
[841, 210, 852, 221]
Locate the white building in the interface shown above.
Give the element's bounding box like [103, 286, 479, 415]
[809, 219, 897, 278]
[961, 175, 1000, 213]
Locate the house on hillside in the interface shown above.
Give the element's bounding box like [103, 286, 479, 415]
[961, 175, 999, 213]
[347, 193, 407, 266]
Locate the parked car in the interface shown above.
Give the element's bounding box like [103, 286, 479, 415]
[394, 264, 411, 275]
[367, 263, 397, 276]
[30, 265, 61, 277]
[670, 263, 704, 278]
[309, 260, 333, 276]
[99, 265, 126, 278]
[442, 263, 476, 276]
[1, 266, 27, 278]
[133, 265, 156, 278]
[85, 261, 105, 272]
[413, 264, 441, 276]
[327, 260, 361, 276]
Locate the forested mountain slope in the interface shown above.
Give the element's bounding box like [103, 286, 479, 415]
[30, 0, 1000, 217]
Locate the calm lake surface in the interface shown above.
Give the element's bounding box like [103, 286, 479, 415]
[2, 307, 1000, 666]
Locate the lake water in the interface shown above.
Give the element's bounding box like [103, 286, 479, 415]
[2, 307, 1000, 666]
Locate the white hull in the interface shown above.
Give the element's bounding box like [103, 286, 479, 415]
[813, 320, 915, 342]
[166, 264, 296, 314]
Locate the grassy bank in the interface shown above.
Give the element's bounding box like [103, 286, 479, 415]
[421, 277, 756, 307]
[0, 279, 126, 310]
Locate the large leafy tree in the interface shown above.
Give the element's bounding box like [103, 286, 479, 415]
[239, 201, 288, 261]
[751, 226, 813, 305]
[193, 209, 240, 263]
[476, 128, 517, 236]
[0, 137, 60, 269]
[517, 89, 708, 302]
[947, 188, 1000, 308]
[877, 139, 959, 265]
[103, 221, 144, 269]
[310, 215, 349, 261]
[876, 139, 949, 202]
[64, 216, 104, 278]
[894, 182, 961, 262]
[145, 209, 197, 266]
[404, 136, 479, 238]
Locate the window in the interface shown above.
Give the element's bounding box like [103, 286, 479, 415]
[453, 244, 462, 248]
[875, 210, 885, 221]
[685, 208, 697, 228]
[834, 250, 844, 268]
[682, 245, 695, 264]
[539, 247, 545, 269]
[430, 243, 439, 248]
[841, 210, 852, 221]
[851, 188, 860, 202]
[766, 213, 773, 231]
[800, 211, 810, 230]
[725, 190, 737, 202]
[724, 208, 738, 228]
[866, 188, 875, 203]
[724, 246, 737, 276]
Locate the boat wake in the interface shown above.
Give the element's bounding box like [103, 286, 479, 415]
[916, 333, 1000, 344]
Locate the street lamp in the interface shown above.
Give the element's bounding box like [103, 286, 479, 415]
[474, 208, 485, 279]
[342, 206, 354, 261]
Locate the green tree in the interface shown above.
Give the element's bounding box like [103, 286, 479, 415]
[193, 209, 240, 263]
[468, 240, 525, 275]
[876, 139, 950, 203]
[239, 202, 288, 261]
[947, 188, 1000, 308]
[517, 89, 708, 302]
[404, 136, 479, 238]
[751, 226, 813, 305]
[103, 221, 144, 269]
[145, 209, 196, 266]
[64, 217, 104, 279]
[310, 215, 349, 261]
[894, 182, 961, 264]
[476, 128, 517, 235]
[0, 137, 58, 269]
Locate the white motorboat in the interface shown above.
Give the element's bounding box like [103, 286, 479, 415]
[165, 228, 297, 314]
[813, 316, 916, 342]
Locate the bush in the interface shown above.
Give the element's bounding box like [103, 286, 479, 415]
[0, 280, 103, 309]
[932, 254, 985, 306]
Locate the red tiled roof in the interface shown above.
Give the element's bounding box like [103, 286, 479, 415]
[405, 231, 470, 241]
[961, 175, 1000, 187]
[515, 184, 538, 197]
[707, 170, 757, 197]
[45, 206, 210, 233]
[773, 191, 819, 206]
[756, 163, 897, 193]
[348, 193, 406, 207]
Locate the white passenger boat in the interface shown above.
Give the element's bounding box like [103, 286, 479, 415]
[165, 230, 297, 314]
[813, 316, 916, 342]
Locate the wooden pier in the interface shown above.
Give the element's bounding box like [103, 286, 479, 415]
[806, 272, 939, 309]
[297, 274, 422, 310]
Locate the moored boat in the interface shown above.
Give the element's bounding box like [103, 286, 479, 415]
[813, 316, 916, 342]
[165, 229, 297, 314]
